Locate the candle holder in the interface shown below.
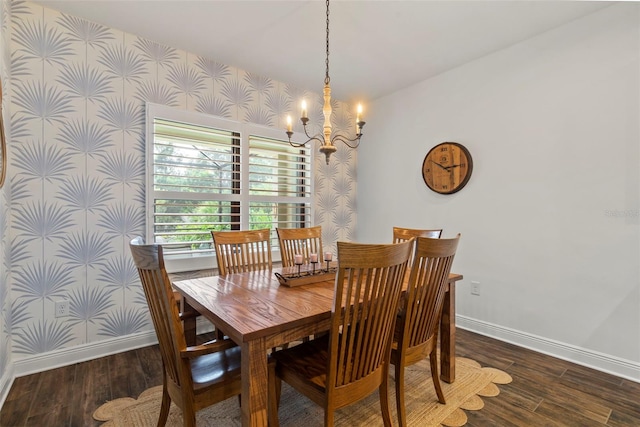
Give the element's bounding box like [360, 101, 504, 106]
[309, 253, 319, 275]
[324, 252, 333, 272]
[294, 254, 304, 277]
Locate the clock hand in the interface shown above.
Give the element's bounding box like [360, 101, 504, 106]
[430, 160, 448, 171]
[445, 164, 461, 170]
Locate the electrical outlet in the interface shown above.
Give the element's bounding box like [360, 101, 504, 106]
[471, 281, 480, 296]
[55, 300, 69, 318]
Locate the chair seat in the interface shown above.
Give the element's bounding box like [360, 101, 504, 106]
[191, 345, 242, 391]
[272, 332, 382, 392]
[272, 335, 330, 390]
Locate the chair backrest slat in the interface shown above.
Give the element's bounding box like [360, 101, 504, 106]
[402, 235, 460, 351]
[212, 229, 273, 275]
[328, 240, 413, 389]
[276, 226, 323, 267]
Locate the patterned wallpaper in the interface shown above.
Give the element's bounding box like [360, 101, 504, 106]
[1, 0, 10, 380]
[2, 0, 357, 362]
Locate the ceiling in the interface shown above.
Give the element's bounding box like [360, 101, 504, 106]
[32, 1, 612, 104]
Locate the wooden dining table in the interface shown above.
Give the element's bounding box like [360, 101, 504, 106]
[173, 267, 463, 427]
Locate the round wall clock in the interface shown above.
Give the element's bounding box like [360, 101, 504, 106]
[422, 142, 473, 194]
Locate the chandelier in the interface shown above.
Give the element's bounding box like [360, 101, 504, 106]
[286, 0, 366, 165]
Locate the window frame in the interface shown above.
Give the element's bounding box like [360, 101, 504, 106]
[145, 103, 314, 272]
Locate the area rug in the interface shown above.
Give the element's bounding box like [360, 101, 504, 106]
[93, 357, 512, 426]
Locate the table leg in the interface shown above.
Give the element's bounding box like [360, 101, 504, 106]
[440, 280, 456, 383]
[181, 299, 197, 347]
[241, 338, 268, 427]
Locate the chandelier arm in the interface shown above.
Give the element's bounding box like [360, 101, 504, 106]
[288, 134, 323, 148]
[302, 123, 320, 140]
[330, 134, 363, 149]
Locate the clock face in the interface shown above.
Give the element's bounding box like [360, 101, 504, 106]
[422, 142, 473, 194]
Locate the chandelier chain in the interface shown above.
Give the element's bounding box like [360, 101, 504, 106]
[325, 0, 330, 85]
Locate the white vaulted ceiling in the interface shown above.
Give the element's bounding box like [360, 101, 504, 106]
[32, 1, 612, 104]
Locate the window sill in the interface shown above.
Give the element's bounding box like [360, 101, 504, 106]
[164, 252, 284, 274]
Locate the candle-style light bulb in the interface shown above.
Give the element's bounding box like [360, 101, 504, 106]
[301, 100, 308, 119]
[356, 104, 363, 123]
[286, 115, 292, 132]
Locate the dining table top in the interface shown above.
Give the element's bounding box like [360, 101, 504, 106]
[173, 266, 461, 345]
[174, 266, 337, 344]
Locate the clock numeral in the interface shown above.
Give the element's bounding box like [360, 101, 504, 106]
[425, 168, 431, 173]
[460, 163, 466, 167]
[442, 185, 448, 189]
[440, 147, 448, 152]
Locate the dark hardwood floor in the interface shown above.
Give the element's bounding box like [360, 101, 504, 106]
[1, 328, 638, 426]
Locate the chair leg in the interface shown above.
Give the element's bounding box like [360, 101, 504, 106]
[394, 360, 407, 427]
[183, 317, 197, 346]
[379, 373, 393, 427]
[183, 405, 196, 427]
[324, 410, 335, 427]
[215, 326, 225, 340]
[275, 377, 281, 406]
[157, 385, 171, 427]
[268, 362, 280, 427]
[429, 349, 446, 404]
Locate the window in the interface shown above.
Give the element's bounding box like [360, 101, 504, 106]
[146, 103, 313, 271]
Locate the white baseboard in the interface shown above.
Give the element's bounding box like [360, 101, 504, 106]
[0, 363, 15, 411]
[12, 318, 216, 379]
[457, 315, 640, 383]
[13, 331, 158, 378]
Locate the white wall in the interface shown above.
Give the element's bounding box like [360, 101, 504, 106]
[357, 3, 640, 379]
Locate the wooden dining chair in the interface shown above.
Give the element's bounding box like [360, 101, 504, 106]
[129, 237, 242, 427]
[390, 234, 460, 427]
[212, 228, 273, 275]
[392, 226, 443, 242]
[393, 226, 443, 268]
[212, 228, 286, 346]
[268, 239, 414, 427]
[276, 226, 323, 267]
